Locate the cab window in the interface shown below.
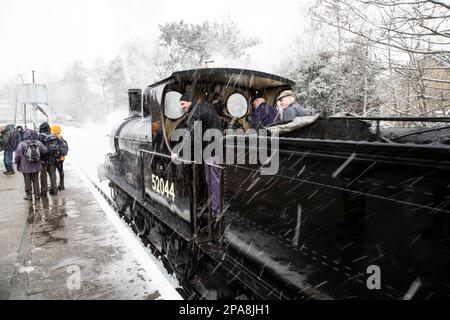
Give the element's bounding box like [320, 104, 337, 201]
[227, 93, 248, 118]
[164, 91, 184, 120]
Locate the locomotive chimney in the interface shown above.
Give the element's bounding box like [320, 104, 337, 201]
[128, 89, 142, 114]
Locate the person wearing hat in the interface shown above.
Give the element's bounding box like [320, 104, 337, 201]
[38, 122, 59, 196]
[51, 124, 69, 191]
[14, 129, 48, 200]
[250, 92, 278, 130]
[179, 91, 222, 137]
[177, 91, 224, 243]
[275, 90, 309, 122]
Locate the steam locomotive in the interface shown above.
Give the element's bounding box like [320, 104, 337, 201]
[104, 68, 450, 299]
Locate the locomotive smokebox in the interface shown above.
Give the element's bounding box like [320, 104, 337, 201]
[128, 88, 142, 114]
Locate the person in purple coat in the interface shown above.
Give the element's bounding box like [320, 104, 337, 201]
[250, 92, 278, 130]
[15, 129, 48, 200]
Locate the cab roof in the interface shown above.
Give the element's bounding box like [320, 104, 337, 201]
[147, 68, 295, 89]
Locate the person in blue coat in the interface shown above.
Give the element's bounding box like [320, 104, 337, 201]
[250, 92, 278, 130]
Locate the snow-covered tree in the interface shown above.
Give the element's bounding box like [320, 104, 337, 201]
[49, 61, 94, 122]
[92, 56, 128, 112]
[308, 0, 450, 118]
[155, 17, 260, 76]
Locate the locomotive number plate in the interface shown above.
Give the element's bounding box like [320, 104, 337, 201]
[151, 174, 175, 201]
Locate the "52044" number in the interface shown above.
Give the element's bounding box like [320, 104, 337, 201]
[151, 174, 175, 201]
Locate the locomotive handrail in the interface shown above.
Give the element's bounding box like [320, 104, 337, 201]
[139, 149, 225, 168]
[205, 162, 224, 170]
[274, 136, 450, 152]
[139, 149, 196, 165]
[114, 136, 151, 143]
[329, 116, 450, 135]
[329, 116, 450, 122]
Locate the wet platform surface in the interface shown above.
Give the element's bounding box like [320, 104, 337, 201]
[0, 162, 164, 300]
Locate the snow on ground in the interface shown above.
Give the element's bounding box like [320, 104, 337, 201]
[61, 110, 182, 300]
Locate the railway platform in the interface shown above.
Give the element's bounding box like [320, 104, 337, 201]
[0, 160, 180, 300]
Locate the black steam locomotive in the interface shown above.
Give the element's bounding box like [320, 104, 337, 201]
[104, 68, 450, 299]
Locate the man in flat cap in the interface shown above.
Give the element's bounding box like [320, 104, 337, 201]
[275, 90, 309, 122]
[250, 91, 278, 130]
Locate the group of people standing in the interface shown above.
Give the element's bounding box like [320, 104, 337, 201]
[0, 122, 68, 200]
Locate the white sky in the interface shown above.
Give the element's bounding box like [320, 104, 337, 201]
[0, 0, 307, 83]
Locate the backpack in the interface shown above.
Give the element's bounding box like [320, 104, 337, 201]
[15, 130, 22, 147]
[26, 140, 41, 163]
[46, 134, 61, 158]
[59, 138, 69, 156]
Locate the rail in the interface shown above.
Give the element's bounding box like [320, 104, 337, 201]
[330, 116, 450, 135]
[330, 116, 450, 122]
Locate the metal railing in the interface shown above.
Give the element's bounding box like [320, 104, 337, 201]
[330, 116, 450, 135]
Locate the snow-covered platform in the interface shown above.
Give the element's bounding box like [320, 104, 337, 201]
[0, 161, 181, 300]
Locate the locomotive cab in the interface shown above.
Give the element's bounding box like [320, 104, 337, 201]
[153, 68, 294, 141]
[141, 69, 295, 240]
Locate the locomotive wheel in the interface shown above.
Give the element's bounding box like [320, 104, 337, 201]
[161, 232, 177, 276]
[133, 209, 148, 236]
[163, 234, 187, 281]
[168, 236, 182, 262]
[110, 187, 116, 201]
[112, 188, 129, 216]
[160, 227, 169, 256]
[167, 235, 198, 285]
[178, 241, 196, 284]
